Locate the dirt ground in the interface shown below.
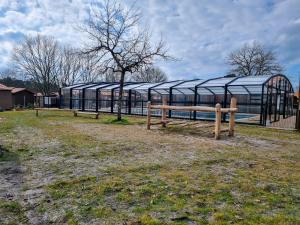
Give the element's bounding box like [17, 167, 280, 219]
[0, 111, 299, 225]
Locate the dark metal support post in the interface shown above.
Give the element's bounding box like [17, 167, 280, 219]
[148, 89, 151, 102]
[128, 90, 132, 114]
[82, 89, 85, 111]
[69, 88, 73, 109]
[259, 84, 265, 125]
[264, 85, 270, 126]
[222, 85, 228, 122]
[193, 87, 198, 120]
[111, 90, 114, 113]
[58, 88, 62, 109]
[168, 87, 173, 118]
[274, 78, 280, 122]
[283, 80, 287, 118]
[95, 89, 99, 112]
[269, 79, 273, 123]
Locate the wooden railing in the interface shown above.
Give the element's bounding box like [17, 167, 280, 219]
[147, 97, 237, 139]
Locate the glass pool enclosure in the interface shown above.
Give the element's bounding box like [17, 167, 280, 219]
[60, 74, 294, 126]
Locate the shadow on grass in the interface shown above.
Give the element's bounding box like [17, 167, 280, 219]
[102, 118, 131, 125]
[163, 125, 215, 138]
[0, 145, 19, 162]
[0, 145, 28, 224]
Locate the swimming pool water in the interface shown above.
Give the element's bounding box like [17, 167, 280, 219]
[130, 108, 257, 121]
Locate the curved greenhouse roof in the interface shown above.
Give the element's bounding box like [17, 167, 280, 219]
[61, 74, 294, 127]
[62, 74, 293, 95]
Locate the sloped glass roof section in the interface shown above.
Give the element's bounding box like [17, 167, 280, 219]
[100, 82, 142, 91]
[227, 75, 272, 94]
[101, 84, 121, 90]
[151, 80, 183, 95]
[199, 77, 236, 87]
[62, 74, 290, 96]
[229, 75, 272, 86]
[63, 83, 85, 89]
[174, 79, 203, 89]
[86, 83, 115, 90]
[72, 83, 98, 90]
[172, 79, 204, 95]
[132, 83, 162, 94]
[122, 83, 146, 91]
[196, 77, 236, 95]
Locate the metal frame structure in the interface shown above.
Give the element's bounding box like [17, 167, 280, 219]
[60, 74, 294, 126]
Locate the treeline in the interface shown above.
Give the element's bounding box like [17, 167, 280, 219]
[0, 77, 39, 92]
[2, 35, 167, 95]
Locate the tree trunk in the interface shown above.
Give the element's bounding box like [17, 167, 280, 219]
[117, 71, 126, 120]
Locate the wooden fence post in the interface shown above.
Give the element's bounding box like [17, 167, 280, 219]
[147, 101, 151, 130]
[162, 98, 167, 127]
[215, 103, 221, 140]
[229, 97, 237, 136]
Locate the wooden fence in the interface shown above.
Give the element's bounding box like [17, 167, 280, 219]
[147, 97, 238, 139]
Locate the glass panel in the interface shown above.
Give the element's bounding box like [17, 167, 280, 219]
[174, 79, 203, 89]
[86, 83, 113, 90]
[122, 83, 146, 90]
[172, 88, 194, 95]
[197, 88, 213, 95]
[62, 84, 84, 89]
[230, 75, 272, 86]
[200, 77, 236, 87]
[101, 84, 120, 90]
[227, 86, 248, 94]
[133, 83, 161, 91]
[152, 80, 183, 90]
[206, 87, 225, 94]
[153, 89, 170, 95]
[72, 83, 98, 90]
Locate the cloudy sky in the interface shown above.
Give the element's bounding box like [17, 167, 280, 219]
[0, 0, 299, 86]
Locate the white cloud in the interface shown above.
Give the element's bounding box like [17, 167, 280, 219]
[0, 0, 299, 84]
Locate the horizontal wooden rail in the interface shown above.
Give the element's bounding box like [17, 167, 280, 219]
[147, 97, 237, 140]
[149, 105, 237, 113]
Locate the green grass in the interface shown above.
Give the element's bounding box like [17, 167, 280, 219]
[102, 117, 132, 125]
[0, 147, 18, 162]
[0, 200, 28, 224]
[0, 110, 299, 225]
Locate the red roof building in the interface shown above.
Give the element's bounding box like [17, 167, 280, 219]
[0, 83, 35, 110]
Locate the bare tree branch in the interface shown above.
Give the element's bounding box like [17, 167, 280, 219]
[12, 35, 60, 95]
[81, 0, 171, 120]
[58, 46, 84, 86]
[131, 66, 168, 82]
[227, 42, 283, 76]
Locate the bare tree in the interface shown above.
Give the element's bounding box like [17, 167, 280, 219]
[132, 66, 167, 82]
[58, 46, 83, 86]
[227, 42, 283, 76]
[100, 69, 121, 82]
[82, 0, 170, 120]
[0, 68, 19, 79]
[80, 52, 101, 83]
[12, 35, 60, 95]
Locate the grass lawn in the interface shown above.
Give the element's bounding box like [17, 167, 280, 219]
[0, 110, 299, 225]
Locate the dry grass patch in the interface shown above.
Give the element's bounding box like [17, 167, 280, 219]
[0, 110, 299, 225]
